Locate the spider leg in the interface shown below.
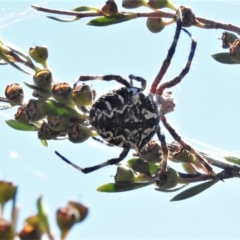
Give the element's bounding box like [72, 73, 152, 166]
[150, 14, 182, 94]
[128, 74, 147, 90]
[160, 115, 215, 175]
[55, 148, 129, 174]
[92, 136, 114, 147]
[155, 126, 169, 186]
[74, 75, 132, 88]
[156, 28, 197, 94]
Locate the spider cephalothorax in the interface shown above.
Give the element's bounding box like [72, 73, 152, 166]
[55, 12, 215, 186]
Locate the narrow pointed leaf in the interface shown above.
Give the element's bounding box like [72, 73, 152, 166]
[40, 139, 48, 147]
[0, 105, 12, 110]
[211, 52, 240, 64]
[0, 51, 32, 74]
[72, 6, 101, 12]
[155, 184, 188, 192]
[170, 179, 219, 201]
[87, 14, 137, 27]
[47, 16, 79, 22]
[37, 196, 53, 240]
[39, 99, 88, 120]
[97, 182, 152, 192]
[127, 158, 159, 175]
[23, 81, 52, 98]
[224, 156, 240, 165]
[5, 119, 38, 131]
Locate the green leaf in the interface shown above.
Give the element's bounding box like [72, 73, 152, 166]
[37, 196, 53, 240]
[72, 6, 101, 12]
[211, 52, 240, 64]
[5, 119, 38, 131]
[97, 182, 153, 192]
[87, 13, 137, 27]
[224, 156, 240, 165]
[23, 81, 52, 98]
[155, 184, 188, 192]
[127, 158, 159, 175]
[38, 99, 88, 120]
[0, 51, 32, 74]
[40, 139, 48, 147]
[47, 16, 80, 22]
[170, 179, 219, 201]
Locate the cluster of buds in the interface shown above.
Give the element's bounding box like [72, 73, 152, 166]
[0, 41, 97, 147]
[0, 180, 88, 240]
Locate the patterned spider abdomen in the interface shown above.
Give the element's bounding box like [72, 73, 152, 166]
[89, 87, 160, 151]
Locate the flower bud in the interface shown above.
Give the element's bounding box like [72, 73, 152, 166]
[72, 83, 94, 106]
[146, 17, 165, 33]
[220, 32, 239, 49]
[180, 6, 196, 27]
[5, 83, 24, 105]
[127, 158, 150, 174]
[229, 39, 240, 62]
[122, 0, 147, 8]
[155, 166, 179, 189]
[38, 121, 60, 140]
[68, 122, 94, 143]
[139, 140, 162, 163]
[114, 165, 137, 183]
[101, 0, 119, 16]
[25, 99, 46, 121]
[14, 106, 29, 123]
[148, 0, 176, 10]
[0, 180, 17, 214]
[33, 69, 52, 90]
[52, 82, 73, 105]
[0, 218, 11, 240]
[47, 116, 71, 132]
[29, 45, 48, 68]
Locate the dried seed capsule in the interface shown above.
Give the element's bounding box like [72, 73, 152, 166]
[14, 106, 29, 123]
[29, 45, 48, 68]
[47, 116, 70, 132]
[229, 39, 240, 62]
[33, 69, 52, 90]
[25, 99, 46, 121]
[0, 219, 11, 240]
[72, 83, 94, 106]
[0, 180, 17, 213]
[180, 6, 196, 27]
[5, 83, 24, 105]
[57, 201, 88, 239]
[122, 0, 147, 8]
[148, 0, 176, 10]
[52, 82, 73, 105]
[101, 0, 119, 16]
[220, 32, 239, 49]
[68, 122, 94, 143]
[38, 121, 60, 140]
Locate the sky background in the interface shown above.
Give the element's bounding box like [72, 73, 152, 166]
[1, 0, 240, 239]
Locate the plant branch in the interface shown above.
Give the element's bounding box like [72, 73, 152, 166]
[31, 5, 240, 34]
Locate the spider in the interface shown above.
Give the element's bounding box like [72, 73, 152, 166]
[55, 13, 214, 186]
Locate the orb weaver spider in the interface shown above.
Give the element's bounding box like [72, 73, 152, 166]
[55, 11, 214, 186]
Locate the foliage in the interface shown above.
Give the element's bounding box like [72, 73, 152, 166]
[1, 0, 240, 238]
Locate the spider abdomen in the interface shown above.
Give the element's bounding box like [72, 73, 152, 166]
[89, 87, 160, 151]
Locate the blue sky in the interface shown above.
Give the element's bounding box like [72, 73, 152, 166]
[1, 1, 240, 239]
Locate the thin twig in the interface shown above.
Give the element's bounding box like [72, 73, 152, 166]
[31, 5, 240, 34]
